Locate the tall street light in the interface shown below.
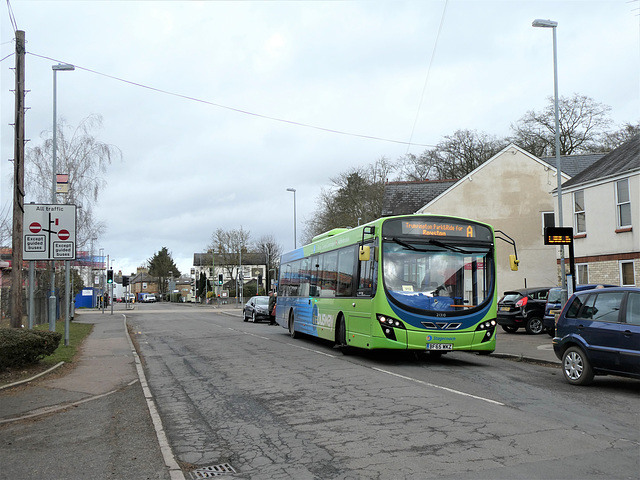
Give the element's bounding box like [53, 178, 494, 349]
[532, 19, 567, 304]
[49, 63, 74, 331]
[286, 188, 297, 249]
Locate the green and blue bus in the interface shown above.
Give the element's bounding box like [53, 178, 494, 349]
[275, 214, 501, 354]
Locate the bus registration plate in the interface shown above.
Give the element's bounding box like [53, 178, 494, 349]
[426, 343, 452, 351]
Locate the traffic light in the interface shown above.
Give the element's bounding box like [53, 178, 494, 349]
[218, 273, 223, 285]
[107, 269, 114, 284]
[122, 275, 129, 287]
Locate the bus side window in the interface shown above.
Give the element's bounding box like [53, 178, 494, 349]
[309, 256, 320, 297]
[299, 258, 311, 297]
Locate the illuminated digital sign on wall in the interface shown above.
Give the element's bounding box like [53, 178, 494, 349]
[544, 226, 574, 245]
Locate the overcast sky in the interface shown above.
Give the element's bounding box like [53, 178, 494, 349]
[1, 0, 638, 277]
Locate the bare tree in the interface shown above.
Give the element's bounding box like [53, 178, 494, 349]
[601, 122, 640, 152]
[303, 159, 392, 242]
[0, 202, 10, 247]
[510, 93, 613, 157]
[208, 227, 251, 283]
[254, 234, 282, 292]
[24, 114, 121, 252]
[398, 129, 506, 181]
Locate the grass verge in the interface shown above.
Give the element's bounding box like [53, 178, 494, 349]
[33, 321, 94, 366]
[0, 321, 93, 387]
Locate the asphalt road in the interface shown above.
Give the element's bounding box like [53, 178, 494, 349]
[127, 303, 640, 480]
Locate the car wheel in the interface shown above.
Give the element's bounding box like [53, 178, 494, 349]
[252, 311, 257, 323]
[525, 316, 544, 334]
[243, 310, 248, 322]
[562, 346, 594, 386]
[501, 325, 518, 333]
[288, 313, 297, 338]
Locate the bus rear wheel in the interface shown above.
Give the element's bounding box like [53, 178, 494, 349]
[288, 313, 297, 339]
[336, 315, 352, 355]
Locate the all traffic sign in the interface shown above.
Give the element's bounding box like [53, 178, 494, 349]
[23, 204, 77, 260]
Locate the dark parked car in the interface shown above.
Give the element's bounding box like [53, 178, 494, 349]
[543, 284, 617, 336]
[497, 287, 551, 334]
[243, 296, 271, 323]
[553, 287, 640, 385]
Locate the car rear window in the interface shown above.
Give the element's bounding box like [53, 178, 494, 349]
[502, 293, 522, 303]
[565, 296, 583, 318]
[626, 292, 640, 325]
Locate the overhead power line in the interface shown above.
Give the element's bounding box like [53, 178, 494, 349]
[27, 52, 435, 148]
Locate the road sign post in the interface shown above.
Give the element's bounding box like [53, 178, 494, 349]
[23, 204, 76, 331]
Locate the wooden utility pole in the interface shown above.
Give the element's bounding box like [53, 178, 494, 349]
[11, 30, 25, 328]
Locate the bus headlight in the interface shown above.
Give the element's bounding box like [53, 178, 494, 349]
[377, 315, 406, 329]
[475, 319, 496, 343]
[377, 314, 405, 341]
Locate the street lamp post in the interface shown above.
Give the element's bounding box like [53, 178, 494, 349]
[532, 19, 567, 304]
[49, 63, 75, 331]
[286, 188, 297, 249]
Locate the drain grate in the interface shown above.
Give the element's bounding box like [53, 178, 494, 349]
[189, 463, 237, 478]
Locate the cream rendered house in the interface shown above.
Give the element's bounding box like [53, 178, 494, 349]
[415, 144, 570, 295]
[554, 135, 639, 287]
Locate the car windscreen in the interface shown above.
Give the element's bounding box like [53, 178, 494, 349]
[547, 288, 562, 304]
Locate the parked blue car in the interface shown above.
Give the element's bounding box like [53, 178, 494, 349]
[543, 284, 617, 336]
[553, 287, 640, 385]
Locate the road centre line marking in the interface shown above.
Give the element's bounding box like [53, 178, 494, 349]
[292, 344, 338, 358]
[371, 367, 505, 406]
[214, 319, 501, 403]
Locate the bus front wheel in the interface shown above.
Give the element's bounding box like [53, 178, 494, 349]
[288, 313, 297, 339]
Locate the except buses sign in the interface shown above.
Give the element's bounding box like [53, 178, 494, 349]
[23, 204, 77, 260]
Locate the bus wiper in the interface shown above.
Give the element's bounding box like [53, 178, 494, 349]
[428, 239, 467, 253]
[391, 237, 422, 251]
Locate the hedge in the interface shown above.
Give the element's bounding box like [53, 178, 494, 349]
[0, 328, 62, 370]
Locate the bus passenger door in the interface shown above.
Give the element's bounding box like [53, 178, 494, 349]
[348, 244, 378, 346]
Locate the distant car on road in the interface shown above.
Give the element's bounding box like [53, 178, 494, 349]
[543, 284, 617, 336]
[553, 286, 640, 385]
[497, 287, 551, 334]
[142, 293, 156, 303]
[243, 296, 271, 323]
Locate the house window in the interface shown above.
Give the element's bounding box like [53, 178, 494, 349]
[574, 190, 586, 234]
[616, 179, 632, 228]
[620, 261, 636, 287]
[576, 264, 588, 285]
[541, 211, 555, 236]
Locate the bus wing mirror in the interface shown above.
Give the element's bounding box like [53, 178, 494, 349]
[509, 254, 520, 271]
[359, 245, 370, 262]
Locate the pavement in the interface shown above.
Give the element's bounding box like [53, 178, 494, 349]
[0, 303, 560, 479]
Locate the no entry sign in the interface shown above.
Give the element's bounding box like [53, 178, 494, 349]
[23, 204, 77, 260]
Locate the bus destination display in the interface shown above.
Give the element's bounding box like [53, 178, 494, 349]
[402, 220, 476, 238]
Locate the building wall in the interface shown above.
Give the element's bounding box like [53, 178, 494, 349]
[559, 171, 640, 286]
[418, 146, 563, 294]
[559, 172, 639, 257]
